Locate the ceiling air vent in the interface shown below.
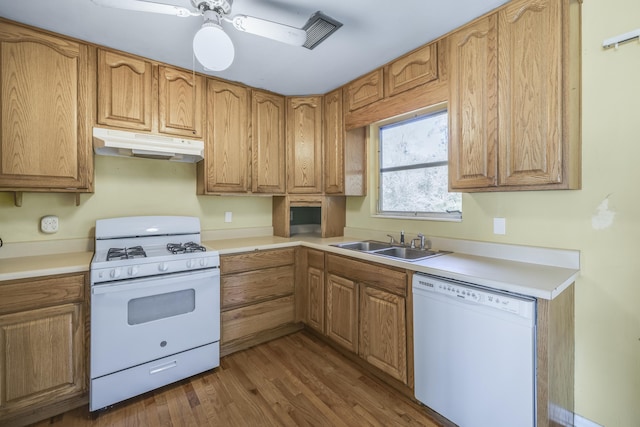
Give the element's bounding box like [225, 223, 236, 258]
[302, 11, 343, 50]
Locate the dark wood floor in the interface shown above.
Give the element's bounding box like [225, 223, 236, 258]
[31, 331, 449, 427]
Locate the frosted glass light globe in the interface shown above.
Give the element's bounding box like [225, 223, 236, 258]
[193, 23, 235, 71]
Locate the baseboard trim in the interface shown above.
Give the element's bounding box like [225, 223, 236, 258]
[548, 404, 603, 427]
[574, 413, 603, 427]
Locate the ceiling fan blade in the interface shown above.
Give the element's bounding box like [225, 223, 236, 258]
[90, 0, 199, 17]
[229, 15, 306, 46]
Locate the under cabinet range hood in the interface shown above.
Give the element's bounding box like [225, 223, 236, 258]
[93, 127, 204, 163]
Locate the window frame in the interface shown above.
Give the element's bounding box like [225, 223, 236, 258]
[372, 104, 462, 222]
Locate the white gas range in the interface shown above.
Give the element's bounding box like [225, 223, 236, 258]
[89, 216, 220, 411]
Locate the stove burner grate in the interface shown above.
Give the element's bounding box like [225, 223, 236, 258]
[106, 246, 147, 261]
[167, 242, 207, 254]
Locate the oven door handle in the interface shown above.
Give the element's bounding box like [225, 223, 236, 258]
[92, 271, 217, 295]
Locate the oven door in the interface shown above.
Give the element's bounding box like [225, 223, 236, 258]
[90, 269, 220, 379]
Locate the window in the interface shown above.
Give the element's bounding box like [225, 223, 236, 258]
[376, 107, 462, 220]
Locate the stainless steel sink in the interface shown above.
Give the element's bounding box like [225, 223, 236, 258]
[374, 247, 442, 261]
[331, 240, 449, 262]
[331, 240, 392, 251]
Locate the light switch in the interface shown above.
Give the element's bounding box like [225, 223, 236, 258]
[224, 212, 232, 223]
[493, 217, 506, 235]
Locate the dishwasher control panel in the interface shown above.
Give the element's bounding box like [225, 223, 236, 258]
[413, 274, 534, 318]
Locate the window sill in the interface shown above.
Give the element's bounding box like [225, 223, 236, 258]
[371, 214, 462, 223]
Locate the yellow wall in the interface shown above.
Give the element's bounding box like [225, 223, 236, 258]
[1, 1, 638, 425]
[0, 155, 272, 242]
[346, 0, 640, 425]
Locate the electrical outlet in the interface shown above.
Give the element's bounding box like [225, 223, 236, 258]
[224, 212, 232, 223]
[41, 215, 59, 233]
[493, 217, 506, 235]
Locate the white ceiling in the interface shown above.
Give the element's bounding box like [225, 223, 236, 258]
[0, 0, 509, 96]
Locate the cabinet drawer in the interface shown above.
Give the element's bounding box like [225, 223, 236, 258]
[0, 273, 85, 315]
[307, 249, 325, 269]
[221, 265, 294, 310]
[221, 248, 295, 274]
[326, 254, 406, 296]
[221, 295, 295, 343]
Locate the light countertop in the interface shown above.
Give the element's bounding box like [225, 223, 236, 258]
[0, 234, 579, 300]
[0, 251, 93, 281]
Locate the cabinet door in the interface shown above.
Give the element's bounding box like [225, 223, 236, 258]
[97, 49, 153, 131]
[306, 266, 325, 333]
[323, 89, 345, 194]
[202, 79, 249, 193]
[448, 15, 498, 189]
[158, 65, 204, 137]
[345, 69, 384, 112]
[359, 285, 407, 384]
[287, 96, 323, 194]
[0, 303, 85, 418]
[498, 0, 563, 186]
[326, 274, 358, 353]
[0, 22, 93, 191]
[385, 43, 438, 97]
[252, 90, 286, 193]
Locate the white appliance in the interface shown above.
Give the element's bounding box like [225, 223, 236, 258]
[93, 127, 205, 163]
[412, 273, 537, 427]
[90, 216, 220, 411]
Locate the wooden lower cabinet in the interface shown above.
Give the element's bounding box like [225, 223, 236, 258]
[322, 254, 409, 385]
[305, 250, 325, 334]
[221, 295, 295, 343]
[220, 248, 300, 355]
[326, 274, 359, 353]
[359, 284, 407, 384]
[0, 273, 87, 427]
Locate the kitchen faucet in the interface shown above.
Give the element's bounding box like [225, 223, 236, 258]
[388, 231, 405, 246]
[410, 233, 428, 250]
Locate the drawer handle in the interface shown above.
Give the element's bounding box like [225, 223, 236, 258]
[149, 361, 177, 375]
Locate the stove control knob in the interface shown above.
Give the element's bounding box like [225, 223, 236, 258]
[158, 262, 169, 272]
[128, 266, 139, 276]
[110, 268, 121, 279]
[186, 259, 195, 269]
[200, 258, 208, 267]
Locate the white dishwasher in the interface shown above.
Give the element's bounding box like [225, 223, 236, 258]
[412, 273, 537, 427]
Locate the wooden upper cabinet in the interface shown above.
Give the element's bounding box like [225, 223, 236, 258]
[97, 49, 204, 138]
[449, 15, 498, 189]
[287, 96, 323, 194]
[498, 0, 560, 187]
[448, 0, 581, 191]
[198, 79, 249, 194]
[97, 49, 153, 131]
[158, 65, 204, 137]
[252, 90, 286, 194]
[345, 69, 384, 112]
[0, 21, 93, 192]
[497, 0, 580, 189]
[385, 43, 438, 97]
[323, 88, 345, 194]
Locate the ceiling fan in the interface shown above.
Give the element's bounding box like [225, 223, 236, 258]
[91, 0, 333, 71]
